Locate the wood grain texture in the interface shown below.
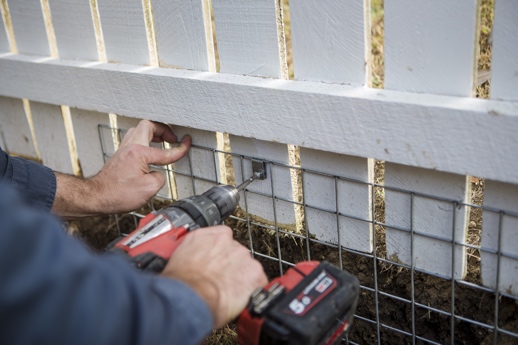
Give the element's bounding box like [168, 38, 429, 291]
[0, 96, 37, 158]
[212, 0, 285, 77]
[300, 148, 372, 253]
[290, 0, 367, 84]
[480, 180, 518, 296]
[8, 0, 49, 56]
[172, 126, 221, 199]
[30, 101, 73, 173]
[0, 55, 517, 184]
[49, 0, 98, 61]
[230, 135, 296, 226]
[490, 0, 518, 101]
[384, 0, 478, 97]
[70, 108, 110, 177]
[97, 0, 149, 65]
[152, 0, 213, 71]
[384, 163, 470, 279]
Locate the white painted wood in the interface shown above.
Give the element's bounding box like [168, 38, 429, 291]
[290, 0, 367, 84]
[212, 0, 285, 77]
[384, 0, 478, 97]
[152, 0, 213, 71]
[384, 163, 469, 279]
[48, 0, 98, 61]
[1, 55, 518, 184]
[490, 0, 518, 101]
[70, 108, 110, 177]
[29, 101, 73, 173]
[481, 181, 518, 296]
[8, 0, 49, 56]
[0, 9, 9, 53]
[0, 96, 37, 158]
[300, 148, 372, 253]
[97, 0, 149, 65]
[230, 136, 296, 226]
[172, 126, 221, 199]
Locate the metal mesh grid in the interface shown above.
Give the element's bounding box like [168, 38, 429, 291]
[99, 124, 518, 345]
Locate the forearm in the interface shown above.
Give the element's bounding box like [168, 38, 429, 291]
[52, 172, 103, 218]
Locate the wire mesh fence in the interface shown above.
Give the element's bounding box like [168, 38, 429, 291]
[99, 124, 518, 345]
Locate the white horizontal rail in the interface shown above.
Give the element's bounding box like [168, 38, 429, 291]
[0, 53, 517, 184]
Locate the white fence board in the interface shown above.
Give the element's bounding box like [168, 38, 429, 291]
[212, 0, 285, 78]
[30, 102, 73, 174]
[385, 163, 469, 279]
[70, 108, 110, 177]
[384, 0, 478, 97]
[0, 7, 9, 53]
[7, 0, 49, 56]
[300, 148, 372, 253]
[49, 0, 98, 61]
[0, 96, 37, 158]
[481, 181, 518, 296]
[1, 56, 518, 185]
[290, 0, 367, 84]
[152, 0, 214, 71]
[230, 136, 296, 227]
[172, 126, 220, 199]
[97, 0, 149, 65]
[490, 0, 518, 102]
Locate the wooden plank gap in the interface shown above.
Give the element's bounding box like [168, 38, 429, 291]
[40, 0, 59, 58]
[0, 0, 16, 53]
[21, 99, 41, 160]
[202, 0, 216, 73]
[471, 0, 483, 98]
[142, 0, 158, 67]
[89, 0, 107, 62]
[61, 105, 82, 176]
[275, 0, 288, 80]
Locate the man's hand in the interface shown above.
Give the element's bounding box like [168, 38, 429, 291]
[52, 120, 191, 218]
[162, 226, 268, 329]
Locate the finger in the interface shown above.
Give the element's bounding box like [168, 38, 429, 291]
[139, 140, 190, 166]
[130, 120, 178, 146]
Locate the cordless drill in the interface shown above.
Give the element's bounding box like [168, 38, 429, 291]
[107, 171, 360, 345]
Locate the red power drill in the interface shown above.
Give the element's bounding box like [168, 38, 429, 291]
[107, 172, 360, 345]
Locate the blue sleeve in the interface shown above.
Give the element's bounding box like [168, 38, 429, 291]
[0, 146, 56, 212]
[0, 183, 213, 345]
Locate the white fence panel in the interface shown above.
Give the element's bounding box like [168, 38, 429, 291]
[0, 5, 9, 53]
[153, 0, 214, 71]
[30, 102, 73, 174]
[290, 0, 367, 84]
[300, 148, 372, 253]
[0, 96, 37, 159]
[7, 0, 49, 56]
[383, 0, 477, 279]
[49, 0, 98, 61]
[212, 0, 286, 78]
[490, 0, 518, 102]
[97, 0, 149, 65]
[70, 108, 110, 177]
[480, 181, 518, 296]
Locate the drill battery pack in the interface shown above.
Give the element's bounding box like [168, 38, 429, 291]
[237, 261, 360, 345]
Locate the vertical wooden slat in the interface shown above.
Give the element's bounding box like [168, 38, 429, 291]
[490, 0, 518, 101]
[7, 0, 50, 56]
[70, 109, 110, 177]
[173, 126, 222, 199]
[480, 0, 518, 296]
[212, 0, 286, 78]
[97, 0, 149, 65]
[48, 0, 98, 61]
[152, 0, 215, 71]
[290, 1, 372, 252]
[0, 3, 9, 53]
[290, 0, 368, 84]
[480, 181, 518, 296]
[30, 102, 73, 173]
[384, 0, 478, 97]
[383, 0, 477, 279]
[0, 96, 38, 159]
[384, 164, 470, 279]
[300, 149, 372, 253]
